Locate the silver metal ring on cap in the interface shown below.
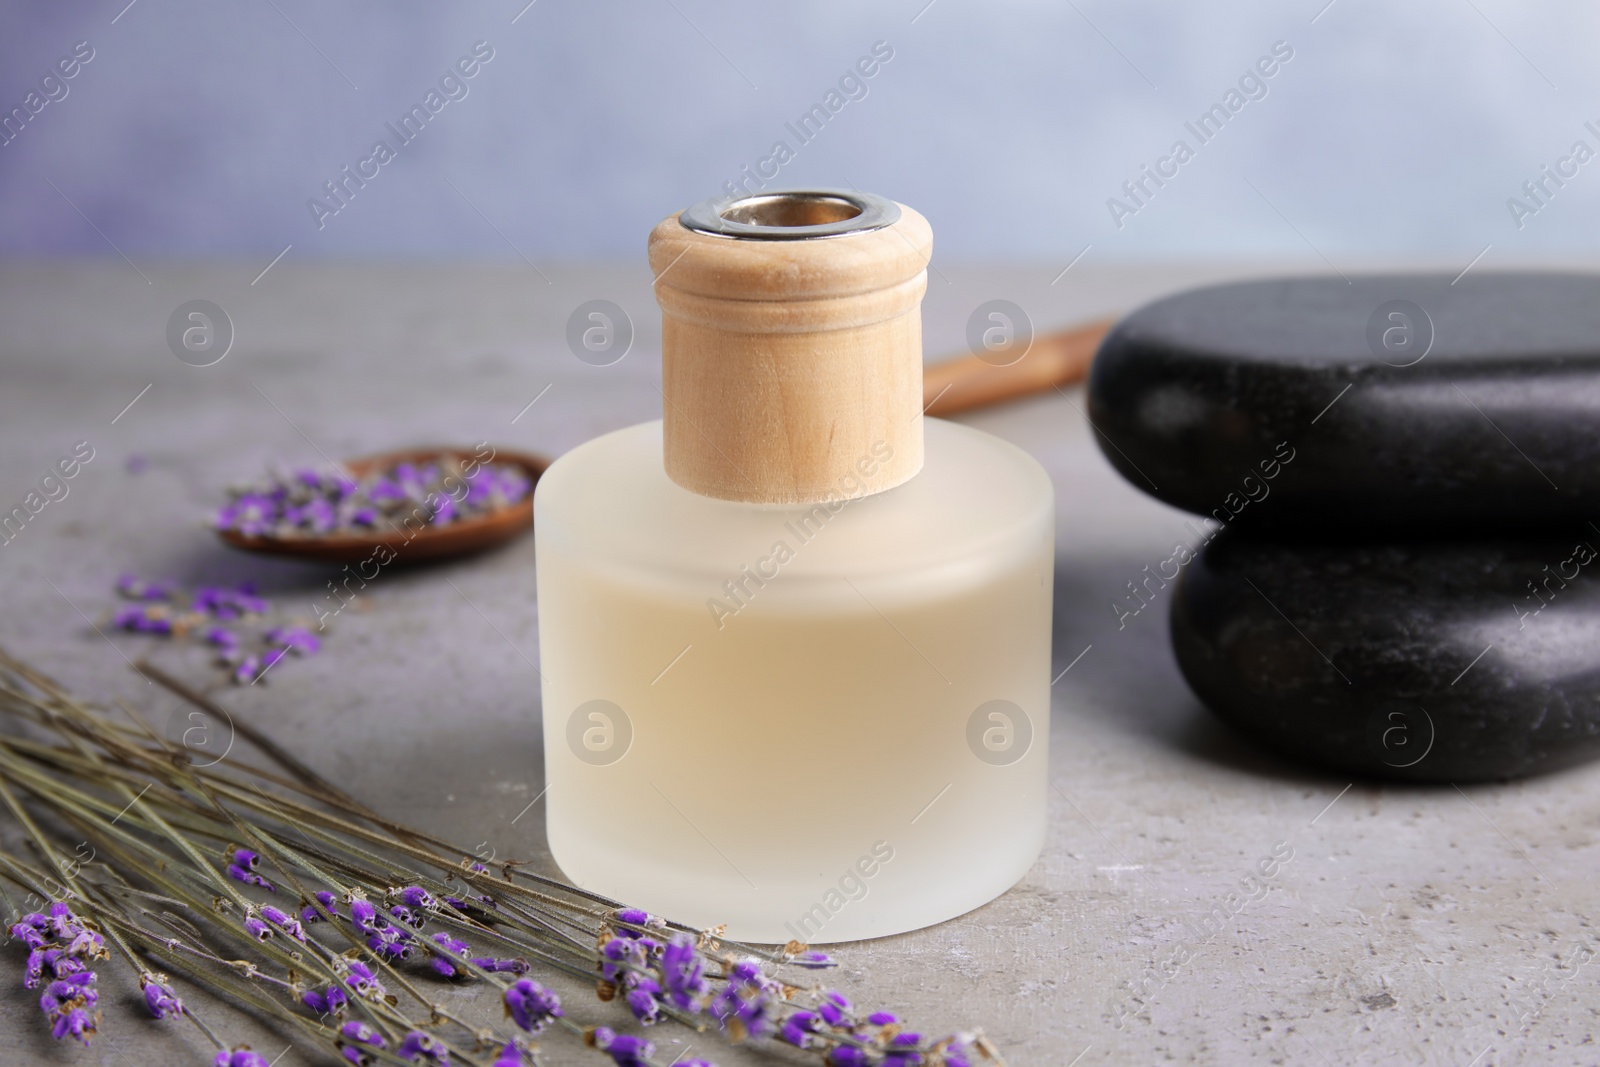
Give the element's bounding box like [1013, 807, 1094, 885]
[678, 189, 901, 240]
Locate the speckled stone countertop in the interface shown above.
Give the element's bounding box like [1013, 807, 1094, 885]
[1, 261, 1595, 1066]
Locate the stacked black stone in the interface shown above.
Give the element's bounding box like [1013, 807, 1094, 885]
[1087, 273, 1600, 782]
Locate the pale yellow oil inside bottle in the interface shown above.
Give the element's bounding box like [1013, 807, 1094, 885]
[534, 418, 1052, 942]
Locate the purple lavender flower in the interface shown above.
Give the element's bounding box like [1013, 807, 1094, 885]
[939, 1034, 978, 1067]
[39, 971, 97, 1045]
[590, 1027, 653, 1067]
[397, 1030, 450, 1063]
[368, 478, 405, 503]
[428, 932, 471, 978]
[243, 916, 271, 941]
[117, 573, 175, 601]
[10, 914, 49, 950]
[349, 897, 379, 932]
[389, 904, 425, 931]
[112, 604, 174, 634]
[826, 1047, 869, 1067]
[367, 922, 414, 960]
[283, 496, 337, 534]
[24, 948, 48, 988]
[491, 1041, 528, 1067]
[213, 1049, 273, 1067]
[471, 956, 530, 974]
[625, 983, 663, 1026]
[33, 904, 107, 963]
[711, 958, 782, 1039]
[661, 933, 708, 1010]
[867, 1011, 899, 1026]
[498, 471, 532, 502]
[51, 1006, 96, 1045]
[395, 886, 437, 910]
[205, 626, 240, 650]
[463, 476, 494, 509]
[794, 950, 835, 969]
[139, 972, 182, 1019]
[261, 905, 305, 942]
[39, 972, 97, 1014]
[882, 1033, 925, 1067]
[45, 902, 75, 938]
[600, 936, 646, 982]
[47, 950, 89, 980]
[302, 983, 348, 1016]
[226, 848, 275, 891]
[195, 585, 268, 620]
[337, 1020, 386, 1065]
[341, 960, 387, 1001]
[430, 495, 458, 526]
[780, 1010, 823, 1049]
[215, 494, 278, 536]
[613, 906, 667, 944]
[818, 991, 853, 1027]
[63, 927, 105, 960]
[233, 655, 262, 684]
[301, 890, 339, 923]
[504, 978, 563, 1033]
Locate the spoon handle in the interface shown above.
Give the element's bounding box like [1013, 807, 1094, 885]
[922, 317, 1115, 418]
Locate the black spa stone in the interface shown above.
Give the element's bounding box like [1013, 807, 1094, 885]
[1087, 272, 1600, 533]
[1170, 527, 1600, 782]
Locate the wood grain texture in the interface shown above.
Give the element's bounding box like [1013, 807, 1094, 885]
[648, 205, 932, 504]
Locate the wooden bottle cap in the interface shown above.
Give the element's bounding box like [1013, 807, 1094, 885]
[649, 190, 931, 505]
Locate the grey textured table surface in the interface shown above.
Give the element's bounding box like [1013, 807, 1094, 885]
[1, 261, 1596, 1067]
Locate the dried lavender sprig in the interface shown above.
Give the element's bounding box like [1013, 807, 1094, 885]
[4, 746, 476, 1057]
[0, 751, 422, 1054]
[6, 723, 934, 1062]
[0, 652, 999, 1067]
[0, 732, 604, 1021]
[0, 848, 486, 1067]
[3, 735, 732, 1067]
[0, 794, 241, 1056]
[0, 685, 445, 1061]
[0, 686, 614, 957]
[0, 748, 563, 1062]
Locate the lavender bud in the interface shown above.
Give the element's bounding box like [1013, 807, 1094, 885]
[139, 973, 183, 1019]
[51, 1006, 96, 1045]
[337, 1020, 385, 1063]
[504, 978, 563, 1034]
[819, 991, 853, 1026]
[396, 886, 437, 910]
[397, 1029, 449, 1063]
[261, 906, 306, 943]
[590, 1027, 654, 1067]
[780, 1010, 822, 1049]
[213, 1049, 273, 1067]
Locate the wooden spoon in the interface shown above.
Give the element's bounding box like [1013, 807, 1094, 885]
[922, 317, 1115, 417]
[216, 446, 548, 565]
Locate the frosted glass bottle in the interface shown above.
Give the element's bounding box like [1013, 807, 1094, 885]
[535, 191, 1053, 942]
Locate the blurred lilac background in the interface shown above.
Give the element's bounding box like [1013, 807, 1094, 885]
[0, 0, 1596, 263]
